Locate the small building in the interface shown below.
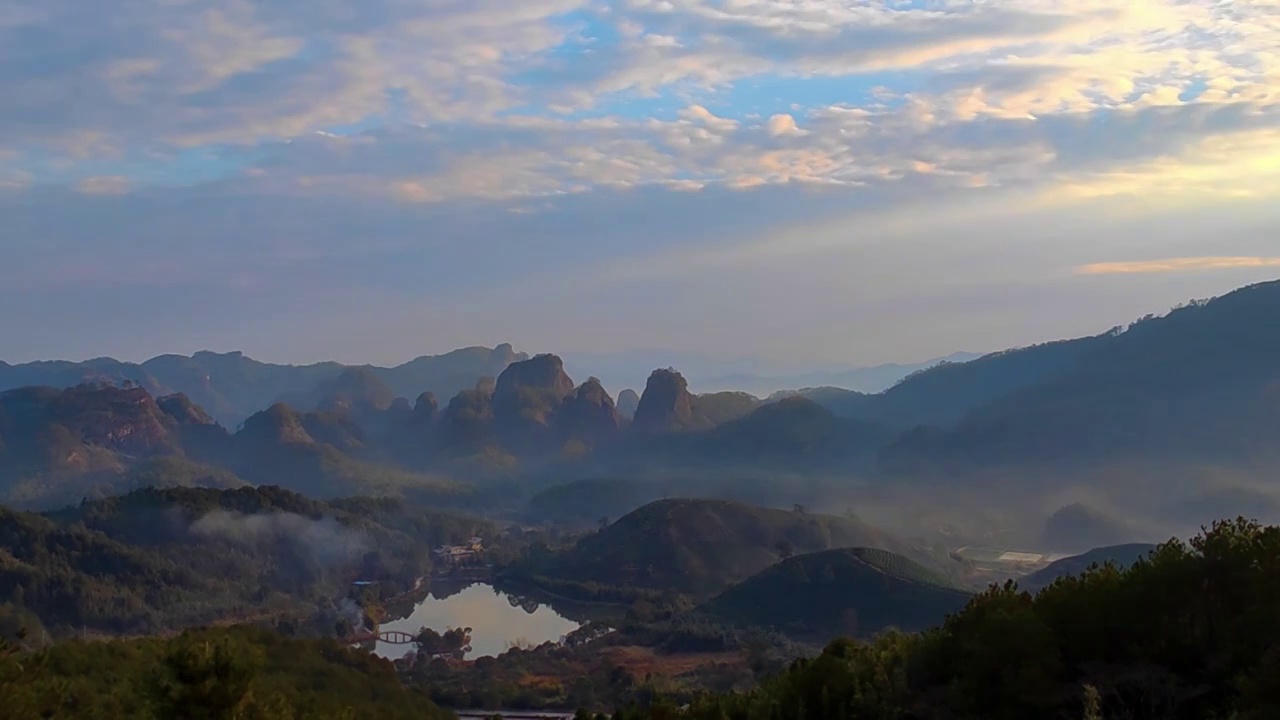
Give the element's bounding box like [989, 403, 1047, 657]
[432, 538, 484, 567]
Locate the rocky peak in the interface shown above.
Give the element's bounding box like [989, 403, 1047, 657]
[493, 354, 576, 402]
[412, 392, 439, 425]
[616, 389, 641, 420]
[157, 393, 216, 426]
[633, 368, 695, 432]
[559, 377, 620, 442]
[238, 403, 315, 446]
[386, 396, 413, 423]
[0, 384, 179, 458]
[492, 343, 521, 364]
[315, 367, 396, 412]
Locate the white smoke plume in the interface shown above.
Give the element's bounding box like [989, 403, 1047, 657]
[189, 510, 371, 567]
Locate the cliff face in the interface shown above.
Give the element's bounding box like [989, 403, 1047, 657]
[491, 355, 578, 442]
[0, 385, 181, 458]
[493, 354, 576, 404]
[67, 387, 178, 457]
[0, 384, 184, 496]
[633, 368, 695, 432]
[157, 393, 216, 427]
[559, 378, 621, 444]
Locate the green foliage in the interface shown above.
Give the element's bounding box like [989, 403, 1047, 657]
[0, 485, 495, 636]
[506, 498, 951, 601]
[697, 548, 972, 641]
[0, 625, 449, 719]
[616, 517, 1280, 720]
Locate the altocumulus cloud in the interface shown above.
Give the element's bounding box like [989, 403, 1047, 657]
[1, 0, 1279, 366]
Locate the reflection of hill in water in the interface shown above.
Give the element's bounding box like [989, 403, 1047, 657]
[425, 580, 610, 623]
[491, 579, 624, 626]
[427, 579, 476, 601]
[373, 582, 583, 660]
[507, 593, 542, 614]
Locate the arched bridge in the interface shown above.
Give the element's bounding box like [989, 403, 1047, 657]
[350, 629, 418, 645]
[377, 630, 417, 645]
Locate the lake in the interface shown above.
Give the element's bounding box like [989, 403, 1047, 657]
[374, 582, 582, 660]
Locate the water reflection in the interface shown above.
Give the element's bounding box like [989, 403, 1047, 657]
[374, 582, 581, 660]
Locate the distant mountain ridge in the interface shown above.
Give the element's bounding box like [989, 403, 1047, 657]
[704, 352, 984, 397]
[2, 279, 1279, 510]
[0, 345, 527, 427]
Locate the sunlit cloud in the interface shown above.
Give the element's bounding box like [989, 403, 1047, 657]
[1077, 257, 1280, 276]
[3, 0, 1280, 365]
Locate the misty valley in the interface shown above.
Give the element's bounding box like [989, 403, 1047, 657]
[3, 281, 1280, 719]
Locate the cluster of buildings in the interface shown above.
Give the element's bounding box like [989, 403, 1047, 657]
[432, 536, 484, 568]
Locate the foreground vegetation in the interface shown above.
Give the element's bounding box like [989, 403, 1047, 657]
[615, 517, 1280, 720]
[0, 625, 448, 720]
[5, 517, 1280, 719]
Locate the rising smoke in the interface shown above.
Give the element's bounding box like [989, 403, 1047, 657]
[189, 510, 371, 567]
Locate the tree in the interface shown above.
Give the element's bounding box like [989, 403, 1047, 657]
[151, 636, 262, 720]
[775, 540, 794, 560]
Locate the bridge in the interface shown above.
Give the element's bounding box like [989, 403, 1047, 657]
[349, 629, 418, 645]
[376, 630, 417, 645]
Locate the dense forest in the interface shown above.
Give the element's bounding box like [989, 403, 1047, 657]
[605, 518, 1280, 720]
[0, 485, 494, 637]
[0, 625, 450, 719]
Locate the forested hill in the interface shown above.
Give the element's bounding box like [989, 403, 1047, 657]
[882, 279, 1280, 471]
[503, 498, 961, 601]
[0, 485, 492, 637]
[614, 518, 1280, 720]
[697, 547, 972, 641]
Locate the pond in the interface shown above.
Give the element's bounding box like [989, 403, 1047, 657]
[374, 582, 582, 660]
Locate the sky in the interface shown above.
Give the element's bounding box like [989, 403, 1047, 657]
[2, 0, 1280, 373]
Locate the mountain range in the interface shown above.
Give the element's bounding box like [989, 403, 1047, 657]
[1, 279, 1278, 516]
[0, 345, 526, 428]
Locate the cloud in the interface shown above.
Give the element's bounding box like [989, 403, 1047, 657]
[3, 0, 1280, 369]
[75, 175, 131, 195]
[1077, 257, 1280, 276]
[765, 113, 803, 138]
